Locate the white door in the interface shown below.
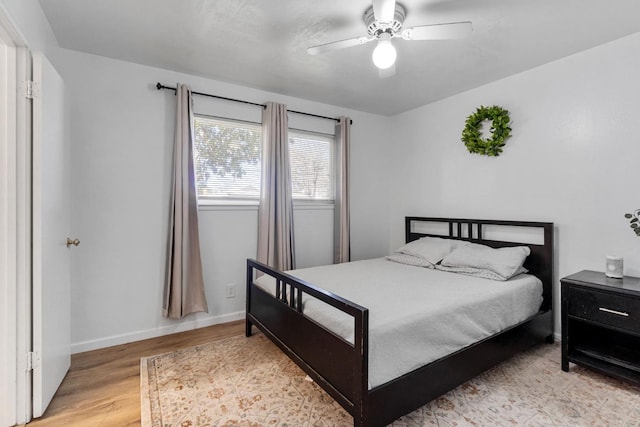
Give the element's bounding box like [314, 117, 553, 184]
[31, 52, 71, 418]
[0, 22, 18, 427]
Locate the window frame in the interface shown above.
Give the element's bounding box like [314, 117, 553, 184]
[288, 127, 336, 205]
[193, 114, 263, 204]
[193, 114, 336, 208]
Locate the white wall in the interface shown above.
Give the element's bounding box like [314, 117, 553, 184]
[53, 48, 392, 352]
[388, 32, 640, 335]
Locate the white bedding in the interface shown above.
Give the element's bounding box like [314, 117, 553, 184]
[255, 258, 543, 389]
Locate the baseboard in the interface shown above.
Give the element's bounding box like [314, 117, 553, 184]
[71, 313, 562, 354]
[71, 311, 245, 354]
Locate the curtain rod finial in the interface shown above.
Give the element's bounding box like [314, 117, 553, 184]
[156, 82, 162, 90]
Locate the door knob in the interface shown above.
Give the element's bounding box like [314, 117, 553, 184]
[66, 238, 80, 248]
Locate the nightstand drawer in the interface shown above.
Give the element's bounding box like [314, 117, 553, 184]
[568, 287, 640, 334]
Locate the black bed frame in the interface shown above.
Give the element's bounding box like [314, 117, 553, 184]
[245, 217, 554, 427]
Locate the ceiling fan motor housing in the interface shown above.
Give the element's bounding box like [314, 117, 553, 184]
[364, 3, 406, 38]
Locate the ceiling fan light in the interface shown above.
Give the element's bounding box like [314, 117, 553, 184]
[372, 40, 396, 69]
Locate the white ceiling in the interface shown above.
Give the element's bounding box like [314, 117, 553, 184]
[39, 0, 640, 116]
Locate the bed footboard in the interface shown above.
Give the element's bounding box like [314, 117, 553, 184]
[246, 259, 370, 425]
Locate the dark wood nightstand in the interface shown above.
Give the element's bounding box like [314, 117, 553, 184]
[561, 270, 640, 386]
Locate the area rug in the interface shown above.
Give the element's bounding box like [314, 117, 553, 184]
[141, 334, 640, 427]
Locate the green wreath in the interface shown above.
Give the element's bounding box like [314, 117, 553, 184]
[461, 105, 512, 156]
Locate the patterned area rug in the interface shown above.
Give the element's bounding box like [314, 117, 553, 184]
[140, 334, 640, 427]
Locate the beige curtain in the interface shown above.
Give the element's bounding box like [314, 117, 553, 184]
[257, 102, 296, 271]
[334, 117, 351, 263]
[163, 84, 208, 319]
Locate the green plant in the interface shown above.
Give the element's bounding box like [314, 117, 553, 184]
[624, 210, 640, 236]
[461, 105, 512, 156]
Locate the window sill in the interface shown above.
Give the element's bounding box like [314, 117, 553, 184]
[198, 202, 258, 211]
[293, 201, 335, 211]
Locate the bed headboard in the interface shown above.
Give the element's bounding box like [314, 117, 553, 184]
[405, 217, 554, 312]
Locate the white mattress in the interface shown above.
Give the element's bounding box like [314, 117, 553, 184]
[255, 258, 543, 389]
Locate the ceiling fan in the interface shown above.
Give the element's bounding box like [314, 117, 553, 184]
[307, 0, 472, 77]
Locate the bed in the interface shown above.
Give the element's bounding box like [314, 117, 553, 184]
[245, 217, 554, 427]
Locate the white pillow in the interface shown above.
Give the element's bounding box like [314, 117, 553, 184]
[393, 237, 468, 265]
[435, 264, 528, 281]
[440, 243, 530, 280]
[386, 253, 435, 268]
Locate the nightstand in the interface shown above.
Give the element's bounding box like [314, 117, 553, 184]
[561, 270, 640, 386]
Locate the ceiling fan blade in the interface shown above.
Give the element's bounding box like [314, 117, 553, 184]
[401, 21, 473, 41]
[378, 63, 396, 79]
[372, 0, 396, 23]
[307, 36, 373, 55]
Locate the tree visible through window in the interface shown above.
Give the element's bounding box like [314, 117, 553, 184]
[193, 115, 334, 202]
[193, 116, 261, 199]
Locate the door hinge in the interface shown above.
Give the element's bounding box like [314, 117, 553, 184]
[26, 351, 39, 371]
[26, 80, 33, 99]
[26, 351, 34, 371]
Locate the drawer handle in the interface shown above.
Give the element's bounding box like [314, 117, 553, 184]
[599, 307, 629, 317]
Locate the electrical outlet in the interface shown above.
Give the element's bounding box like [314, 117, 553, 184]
[225, 284, 236, 298]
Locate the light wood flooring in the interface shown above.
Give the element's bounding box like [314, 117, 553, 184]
[24, 320, 245, 427]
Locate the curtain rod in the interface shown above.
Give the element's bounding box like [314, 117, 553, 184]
[156, 82, 351, 124]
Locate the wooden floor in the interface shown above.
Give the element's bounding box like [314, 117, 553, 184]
[25, 320, 245, 427]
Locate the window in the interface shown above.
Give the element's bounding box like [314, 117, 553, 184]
[193, 116, 262, 200]
[289, 130, 334, 201]
[193, 115, 334, 203]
